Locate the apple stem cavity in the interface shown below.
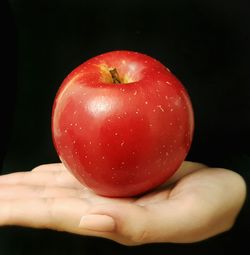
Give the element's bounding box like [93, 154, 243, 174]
[109, 68, 122, 84]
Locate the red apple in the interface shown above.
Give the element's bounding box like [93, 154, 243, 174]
[52, 50, 194, 197]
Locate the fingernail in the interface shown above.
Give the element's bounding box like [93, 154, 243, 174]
[79, 214, 115, 232]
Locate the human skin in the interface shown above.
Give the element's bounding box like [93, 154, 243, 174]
[0, 161, 246, 246]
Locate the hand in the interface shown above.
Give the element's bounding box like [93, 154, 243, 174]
[0, 162, 246, 245]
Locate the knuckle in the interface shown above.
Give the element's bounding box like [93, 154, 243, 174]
[55, 170, 65, 185]
[31, 165, 44, 171]
[124, 227, 150, 245]
[34, 185, 46, 197]
[43, 198, 57, 228]
[133, 229, 150, 244]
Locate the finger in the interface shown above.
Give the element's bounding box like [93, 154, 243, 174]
[79, 200, 197, 245]
[0, 184, 88, 199]
[0, 197, 133, 240]
[31, 163, 66, 172]
[78, 203, 151, 245]
[0, 197, 91, 235]
[0, 170, 84, 189]
[163, 161, 207, 186]
[86, 197, 221, 245]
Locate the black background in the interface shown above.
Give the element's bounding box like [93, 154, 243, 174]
[1, 0, 250, 254]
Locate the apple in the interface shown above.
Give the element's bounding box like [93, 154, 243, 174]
[52, 50, 194, 197]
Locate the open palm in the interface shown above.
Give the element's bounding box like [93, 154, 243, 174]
[0, 162, 246, 245]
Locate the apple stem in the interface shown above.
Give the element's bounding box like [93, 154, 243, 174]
[109, 68, 121, 84]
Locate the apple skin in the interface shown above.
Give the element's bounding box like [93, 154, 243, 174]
[52, 50, 194, 197]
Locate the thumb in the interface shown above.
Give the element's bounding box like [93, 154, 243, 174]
[78, 202, 154, 245]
